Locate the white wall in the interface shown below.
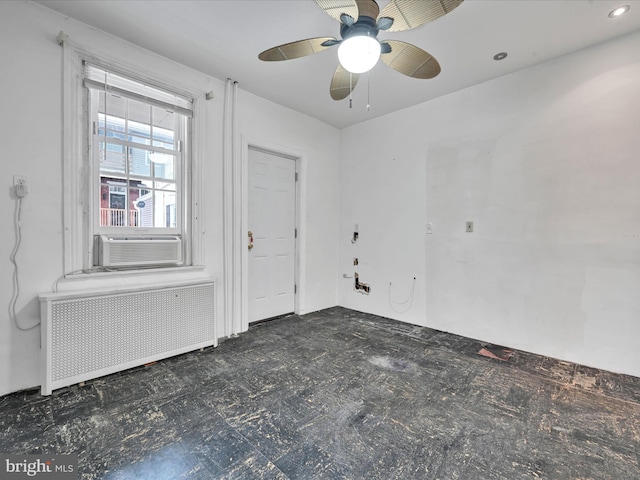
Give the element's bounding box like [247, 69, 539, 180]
[0, 1, 340, 396]
[339, 30, 640, 377]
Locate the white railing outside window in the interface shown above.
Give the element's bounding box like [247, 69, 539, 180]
[100, 208, 139, 227]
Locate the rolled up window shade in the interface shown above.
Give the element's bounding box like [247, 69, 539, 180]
[83, 62, 193, 117]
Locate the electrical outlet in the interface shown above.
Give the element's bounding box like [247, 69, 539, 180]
[13, 175, 28, 195]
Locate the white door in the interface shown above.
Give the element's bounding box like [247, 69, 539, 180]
[248, 148, 297, 322]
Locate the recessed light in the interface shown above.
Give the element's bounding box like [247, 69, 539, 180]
[493, 52, 508, 61]
[609, 5, 630, 17]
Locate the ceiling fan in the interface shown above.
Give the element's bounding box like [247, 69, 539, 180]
[259, 0, 464, 100]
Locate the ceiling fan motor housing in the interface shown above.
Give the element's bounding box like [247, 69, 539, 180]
[340, 15, 380, 42]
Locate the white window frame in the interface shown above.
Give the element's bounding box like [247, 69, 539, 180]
[62, 42, 204, 274]
[86, 69, 187, 236]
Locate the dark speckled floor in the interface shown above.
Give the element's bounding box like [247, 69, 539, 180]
[2, 307, 640, 479]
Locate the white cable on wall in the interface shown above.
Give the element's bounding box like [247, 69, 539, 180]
[388, 277, 416, 314]
[10, 195, 40, 331]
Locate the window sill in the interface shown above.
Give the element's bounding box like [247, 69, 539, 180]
[54, 265, 210, 293]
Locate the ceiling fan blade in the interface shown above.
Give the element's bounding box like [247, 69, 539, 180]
[259, 37, 338, 61]
[315, 0, 359, 23]
[355, 0, 380, 20]
[381, 40, 441, 79]
[379, 0, 464, 32]
[330, 64, 360, 100]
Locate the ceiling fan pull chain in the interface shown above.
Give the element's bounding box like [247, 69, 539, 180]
[349, 72, 353, 109]
[366, 72, 371, 111]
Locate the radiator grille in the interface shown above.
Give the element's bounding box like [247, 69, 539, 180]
[41, 282, 216, 394]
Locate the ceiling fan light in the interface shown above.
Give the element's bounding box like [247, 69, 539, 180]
[338, 35, 381, 74]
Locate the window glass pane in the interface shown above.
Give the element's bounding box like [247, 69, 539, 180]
[151, 154, 175, 180]
[135, 184, 154, 227]
[129, 188, 143, 227]
[99, 142, 126, 174]
[127, 100, 151, 147]
[99, 179, 110, 227]
[154, 180, 176, 191]
[100, 180, 128, 227]
[128, 123, 151, 145]
[101, 114, 126, 141]
[152, 135, 175, 150]
[136, 190, 154, 228]
[129, 147, 151, 177]
[138, 179, 152, 190]
[166, 204, 177, 228]
[128, 135, 150, 147]
[155, 190, 177, 228]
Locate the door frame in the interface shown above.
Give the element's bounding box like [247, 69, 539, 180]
[239, 137, 305, 332]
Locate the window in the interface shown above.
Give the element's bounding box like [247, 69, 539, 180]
[82, 63, 194, 268]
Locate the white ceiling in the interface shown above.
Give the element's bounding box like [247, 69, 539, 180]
[35, 0, 640, 129]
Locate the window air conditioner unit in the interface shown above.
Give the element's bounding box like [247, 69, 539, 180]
[96, 235, 183, 267]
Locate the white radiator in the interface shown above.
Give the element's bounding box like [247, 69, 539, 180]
[40, 281, 216, 395]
